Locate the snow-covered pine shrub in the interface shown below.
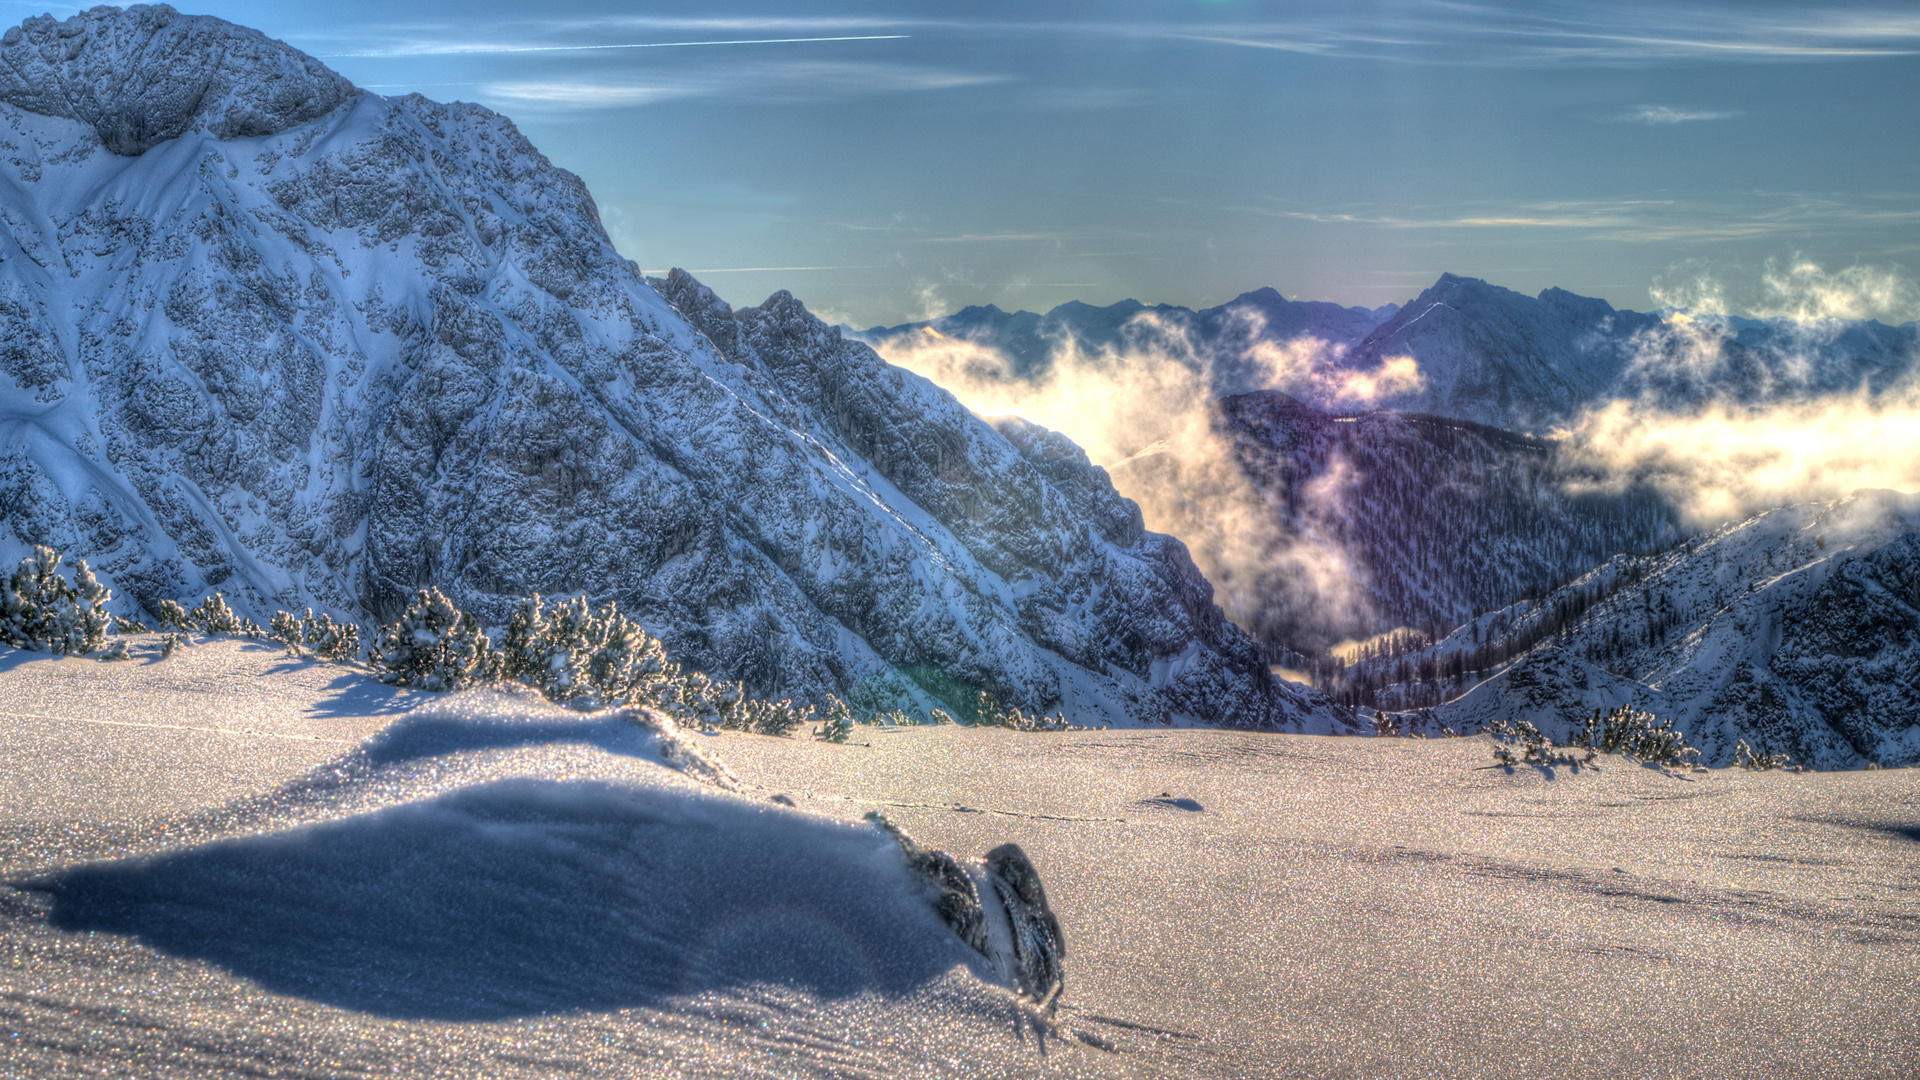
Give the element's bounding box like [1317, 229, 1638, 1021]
[0, 545, 113, 654]
[111, 615, 149, 634]
[188, 594, 244, 635]
[928, 708, 956, 725]
[1734, 739, 1793, 771]
[160, 632, 183, 658]
[726, 697, 810, 737]
[1485, 716, 1594, 770]
[269, 610, 304, 650]
[814, 695, 855, 742]
[498, 593, 676, 708]
[969, 690, 1075, 732]
[1573, 706, 1699, 769]
[302, 611, 360, 662]
[370, 588, 499, 692]
[152, 598, 192, 631]
[498, 593, 553, 686]
[99, 640, 131, 661]
[267, 609, 360, 662]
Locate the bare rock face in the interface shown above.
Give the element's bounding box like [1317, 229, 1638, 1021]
[0, 8, 1345, 732]
[0, 4, 355, 155]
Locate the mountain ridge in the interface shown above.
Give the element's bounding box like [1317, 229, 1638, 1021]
[0, 5, 1343, 732]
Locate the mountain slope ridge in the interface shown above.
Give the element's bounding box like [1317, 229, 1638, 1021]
[0, 5, 1342, 732]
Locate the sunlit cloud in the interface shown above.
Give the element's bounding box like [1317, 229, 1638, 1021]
[1563, 388, 1920, 526]
[864, 317, 1377, 642]
[1559, 259, 1920, 523]
[1651, 257, 1920, 324]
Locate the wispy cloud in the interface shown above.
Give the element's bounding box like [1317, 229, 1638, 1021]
[1100, 3, 1920, 66]
[913, 232, 1067, 244]
[639, 265, 886, 274]
[1235, 193, 1920, 244]
[324, 34, 907, 60]
[1609, 105, 1743, 124]
[482, 61, 1007, 110]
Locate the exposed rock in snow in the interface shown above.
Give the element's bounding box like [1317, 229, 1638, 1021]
[1395, 490, 1920, 768]
[0, 4, 355, 155]
[0, 6, 1342, 731]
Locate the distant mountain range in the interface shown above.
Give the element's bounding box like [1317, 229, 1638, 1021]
[854, 273, 1919, 434]
[0, 5, 1344, 732]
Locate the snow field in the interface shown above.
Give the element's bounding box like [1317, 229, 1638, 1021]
[2, 641, 1916, 1077]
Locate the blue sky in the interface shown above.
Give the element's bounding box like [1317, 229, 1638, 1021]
[33, 1, 1920, 324]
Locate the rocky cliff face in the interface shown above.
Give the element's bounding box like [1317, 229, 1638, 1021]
[0, 5, 1346, 731]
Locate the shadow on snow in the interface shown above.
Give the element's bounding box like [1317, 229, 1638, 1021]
[26, 776, 970, 1021]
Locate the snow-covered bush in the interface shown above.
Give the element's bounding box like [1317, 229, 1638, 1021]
[188, 594, 244, 635]
[370, 588, 499, 692]
[303, 611, 360, 662]
[270, 608, 362, 663]
[0, 545, 112, 654]
[152, 598, 192, 631]
[971, 690, 1075, 732]
[269, 610, 302, 650]
[1485, 716, 1594, 770]
[499, 593, 674, 707]
[814, 696, 855, 743]
[726, 696, 811, 737]
[1734, 739, 1793, 771]
[1573, 706, 1698, 769]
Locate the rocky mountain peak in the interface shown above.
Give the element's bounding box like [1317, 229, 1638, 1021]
[0, 4, 356, 154]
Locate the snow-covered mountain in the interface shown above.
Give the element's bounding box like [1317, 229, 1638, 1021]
[863, 273, 1918, 435]
[0, 5, 1345, 731]
[1363, 490, 1920, 768]
[1336, 274, 1919, 432]
[1212, 390, 1684, 655]
[850, 290, 1400, 397]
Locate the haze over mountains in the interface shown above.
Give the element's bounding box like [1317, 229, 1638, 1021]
[855, 272, 1920, 434]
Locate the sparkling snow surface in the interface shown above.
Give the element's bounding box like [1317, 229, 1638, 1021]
[4, 642, 1917, 1078]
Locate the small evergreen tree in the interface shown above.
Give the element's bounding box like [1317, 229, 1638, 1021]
[269, 610, 304, 650]
[814, 695, 854, 742]
[370, 588, 498, 692]
[0, 546, 112, 654]
[303, 610, 360, 662]
[152, 598, 192, 631]
[188, 594, 243, 635]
